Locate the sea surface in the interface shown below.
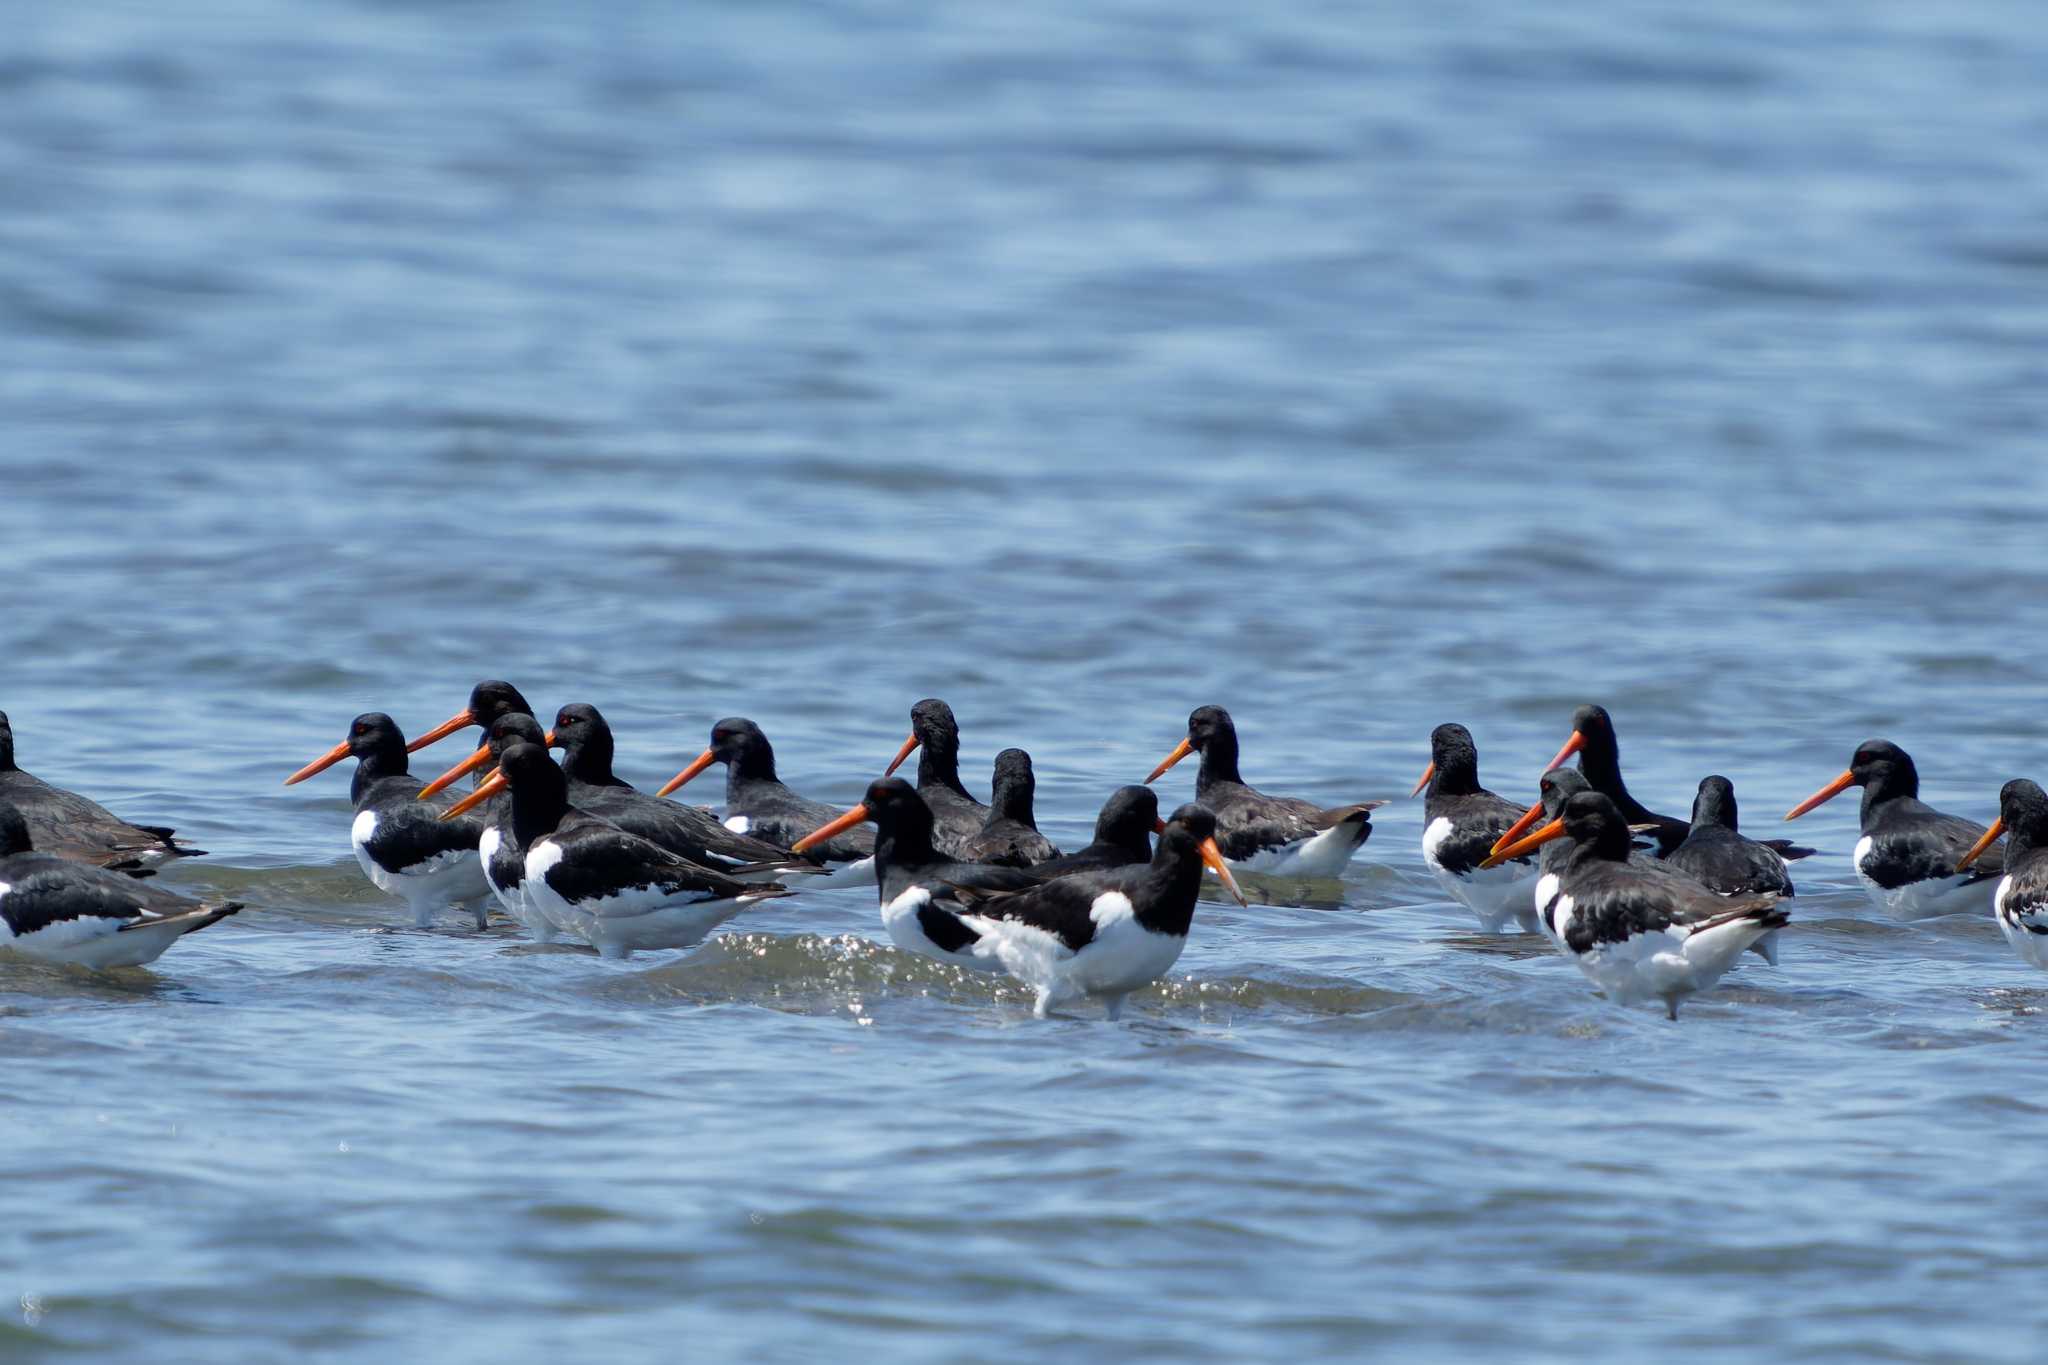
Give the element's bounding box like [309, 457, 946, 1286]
[4, 1, 2047, 1359]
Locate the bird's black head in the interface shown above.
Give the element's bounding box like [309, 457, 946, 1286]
[1425, 722, 1481, 794]
[910, 698, 960, 749]
[1093, 784, 1160, 847]
[1997, 779, 2048, 855]
[0, 801, 30, 855]
[1186, 705, 1234, 750]
[863, 775, 936, 847]
[1561, 789, 1632, 859]
[709, 716, 769, 762]
[487, 711, 549, 759]
[987, 748, 1037, 821]
[469, 680, 533, 728]
[0, 711, 13, 772]
[552, 703, 609, 748]
[549, 702, 618, 783]
[1848, 739, 1916, 789]
[1571, 704, 1615, 743]
[1163, 802, 1218, 846]
[346, 712, 406, 758]
[1538, 766, 1591, 818]
[1691, 775, 1739, 831]
[497, 740, 558, 789]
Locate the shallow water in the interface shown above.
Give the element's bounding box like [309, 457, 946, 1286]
[4, 0, 2048, 1358]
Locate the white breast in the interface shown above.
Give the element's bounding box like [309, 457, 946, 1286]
[1420, 816, 1454, 872]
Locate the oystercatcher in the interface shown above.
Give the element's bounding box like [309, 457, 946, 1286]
[1785, 739, 1998, 919]
[932, 803, 1243, 1020]
[955, 749, 1061, 869]
[446, 742, 792, 960]
[1144, 705, 1380, 877]
[1957, 779, 2048, 972]
[285, 712, 492, 929]
[0, 802, 238, 969]
[1488, 790, 1787, 1020]
[0, 711, 203, 874]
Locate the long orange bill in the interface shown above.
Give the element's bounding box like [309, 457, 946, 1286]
[1540, 729, 1586, 775]
[1957, 818, 2005, 872]
[1479, 815, 1569, 869]
[440, 770, 506, 820]
[1409, 760, 1436, 799]
[1487, 799, 1545, 858]
[284, 740, 352, 785]
[1198, 837, 1248, 906]
[1145, 737, 1193, 784]
[406, 709, 477, 753]
[543, 730, 558, 747]
[656, 748, 717, 799]
[792, 804, 870, 854]
[883, 733, 919, 776]
[417, 744, 495, 799]
[1785, 769, 1855, 821]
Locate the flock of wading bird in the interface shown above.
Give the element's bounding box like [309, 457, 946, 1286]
[2, 688, 2045, 1019]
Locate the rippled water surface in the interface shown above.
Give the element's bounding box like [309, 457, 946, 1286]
[5, 1, 2048, 1358]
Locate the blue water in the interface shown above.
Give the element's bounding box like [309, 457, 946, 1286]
[4, 1, 2048, 1358]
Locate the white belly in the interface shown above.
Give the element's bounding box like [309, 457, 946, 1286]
[1995, 878, 2048, 971]
[1224, 821, 1363, 879]
[1853, 860, 1994, 921]
[1422, 819, 1540, 932]
[0, 899, 188, 970]
[351, 809, 489, 928]
[523, 842, 745, 959]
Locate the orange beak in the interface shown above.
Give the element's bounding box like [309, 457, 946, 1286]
[406, 708, 477, 753]
[1145, 737, 1194, 784]
[417, 744, 496, 799]
[656, 748, 718, 799]
[1480, 815, 1568, 869]
[543, 730, 558, 748]
[1541, 729, 1586, 775]
[1199, 837, 1248, 907]
[1410, 760, 1435, 799]
[440, 769, 506, 820]
[883, 733, 919, 776]
[1785, 769, 1855, 821]
[792, 803, 870, 854]
[284, 739, 352, 786]
[1487, 798, 1546, 859]
[1957, 818, 2005, 872]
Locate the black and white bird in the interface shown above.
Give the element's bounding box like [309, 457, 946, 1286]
[0, 710, 204, 874]
[420, 712, 560, 941]
[1785, 739, 2000, 920]
[1487, 790, 1788, 1020]
[1665, 776, 1792, 965]
[1510, 768, 1778, 964]
[1957, 779, 2048, 973]
[405, 680, 539, 780]
[547, 703, 823, 883]
[0, 803, 238, 969]
[881, 698, 989, 858]
[446, 742, 792, 960]
[1529, 704, 1814, 864]
[1413, 723, 1540, 932]
[930, 803, 1244, 1020]
[793, 777, 1045, 971]
[954, 749, 1061, 869]
[1028, 786, 1159, 878]
[656, 716, 878, 883]
[1145, 705, 1380, 878]
[285, 712, 493, 929]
